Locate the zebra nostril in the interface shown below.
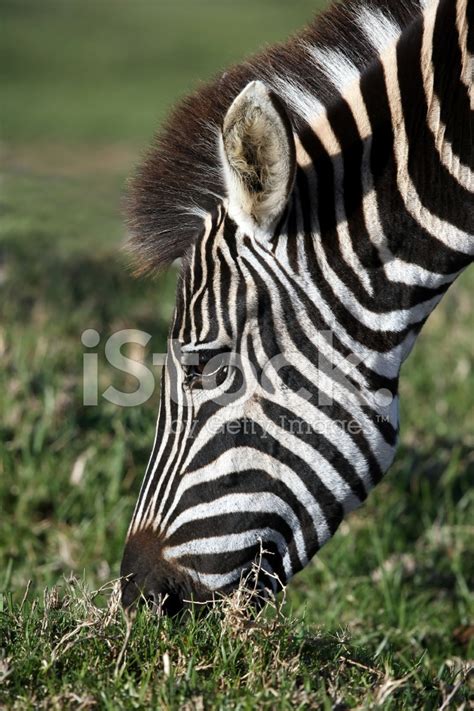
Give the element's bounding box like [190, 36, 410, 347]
[137, 588, 184, 616]
[144, 591, 157, 608]
[160, 591, 184, 617]
[121, 575, 141, 610]
[121, 575, 185, 617]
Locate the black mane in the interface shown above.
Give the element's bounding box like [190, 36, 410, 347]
[126, 0, 424, 275]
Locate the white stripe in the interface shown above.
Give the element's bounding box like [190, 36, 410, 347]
[250, 234, 419, 378]
[312, 236, 444, 329]
[166, 493, 308, 566]
[182, 566, 251, 591]
[163, 529, 293, 578]
[384, 258, 464, 287]
[351, 134, 462, 291]
[270, 75, 324, 124]
[382, 43, 474, 256]
[306, 45, 360, 91]
[144, 343, 194, 529]
[422, 0, 474, 192]
[161, 446, 332, 543]
[355, 6, 401, 54]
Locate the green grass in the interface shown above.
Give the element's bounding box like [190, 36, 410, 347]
[0, 1, 473, 708]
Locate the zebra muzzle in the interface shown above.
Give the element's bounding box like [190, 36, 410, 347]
[120, 529, 206, 616]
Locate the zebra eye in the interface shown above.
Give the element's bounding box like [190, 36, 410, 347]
[182, 349, 232, 390]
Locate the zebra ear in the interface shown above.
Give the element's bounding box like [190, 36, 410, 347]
[220, 80, 296, 233]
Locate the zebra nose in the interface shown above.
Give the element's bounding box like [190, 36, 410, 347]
[154, 590, 185, 616]
[120, 531, 185, 615]
[120, 572, 142, 609]
[121, 577, 184, 616]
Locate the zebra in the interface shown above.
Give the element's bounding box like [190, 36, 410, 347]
[120, 0, 473, 614]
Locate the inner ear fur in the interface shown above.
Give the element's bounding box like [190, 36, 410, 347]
[221, 80, 296, 232]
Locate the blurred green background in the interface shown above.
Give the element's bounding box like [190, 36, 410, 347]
[0, 1, 473, 705]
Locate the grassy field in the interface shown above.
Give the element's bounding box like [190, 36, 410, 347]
[1, 1, 473, 708]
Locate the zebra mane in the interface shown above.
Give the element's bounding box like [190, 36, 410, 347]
[126, 0, 426, 275]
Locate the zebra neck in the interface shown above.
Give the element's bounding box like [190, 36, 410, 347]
[272, 0, 473, 378]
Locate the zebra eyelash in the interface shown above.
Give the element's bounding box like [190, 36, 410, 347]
[181, 347, 234, 389]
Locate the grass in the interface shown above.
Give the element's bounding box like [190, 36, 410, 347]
[0, 0, 473, 708]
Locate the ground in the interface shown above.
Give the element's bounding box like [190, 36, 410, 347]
[0, 1, 473, 708]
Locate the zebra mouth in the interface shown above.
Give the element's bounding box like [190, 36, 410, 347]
[121, 575, 214, 618]
[155, 590, 186, 616]
[120, 529, 211, 616]
[120, 569, 194, 617]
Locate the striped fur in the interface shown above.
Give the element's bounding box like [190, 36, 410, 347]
[121, 0, 473, 612]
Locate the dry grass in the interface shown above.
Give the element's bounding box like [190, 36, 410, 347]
[2, 573, 472, 709]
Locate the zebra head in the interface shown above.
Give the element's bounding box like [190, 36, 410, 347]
[121, 80, 392, 613]
[121, 0, 473, 613]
